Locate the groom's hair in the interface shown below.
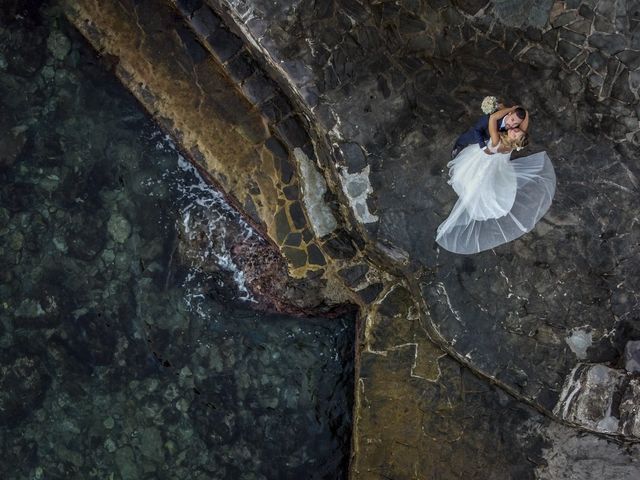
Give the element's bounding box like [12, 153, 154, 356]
[514, 107, 526, 120]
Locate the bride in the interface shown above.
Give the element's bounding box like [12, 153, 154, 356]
[436, 106, 556, 255]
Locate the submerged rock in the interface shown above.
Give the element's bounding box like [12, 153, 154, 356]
[0, 348, 51, 427]
[107, 213, 132, 243]
[47, 31, 71, 61]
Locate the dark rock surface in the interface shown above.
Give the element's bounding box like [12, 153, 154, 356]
[213, 0, 640, 412]
[200, 0, 640, 476]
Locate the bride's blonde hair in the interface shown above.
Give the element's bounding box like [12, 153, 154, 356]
[500, 131, 529, 151]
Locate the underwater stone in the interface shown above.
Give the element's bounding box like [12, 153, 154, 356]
[107, 213, 131, 243]
[9, 231, 24, 251]
[0, 350, 51, 427]
[115, 446, 138, 478]
[139, 427, 164, 459]
[47, 31, 71, 61]
[15, 299, 45, 318]
[104, 438, 117, 453]
[103, 417, 115, 429]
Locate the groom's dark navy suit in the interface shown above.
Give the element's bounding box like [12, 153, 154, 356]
[454, 113, 508, 151]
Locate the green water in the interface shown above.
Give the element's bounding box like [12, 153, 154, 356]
[0, 3, 353, 479]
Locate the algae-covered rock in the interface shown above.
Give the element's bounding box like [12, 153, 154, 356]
[107, 213, 132, 243]
[47, 30, 71, 61]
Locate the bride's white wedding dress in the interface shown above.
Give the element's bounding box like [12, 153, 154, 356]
[436, 141, 556, 254]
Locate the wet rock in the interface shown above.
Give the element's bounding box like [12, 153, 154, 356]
[306, 243, 326, 266]
[338, 263, 369, 288]
[589, 32, 627, 55]
[295, 148, 337, 237]
[339, 142, 367, 174]
[274, 208, 290, 243]
[356, 282, 383, 304]
[107, 213, 131, 243]
[288, 201, 306, 229]
[190, 5, 222, 37]
[276, 116, 309, 148]
[115, 446, 139, 479]
[264, 136, 288, 160]
[0, 347, 51, 427]
[624, 341, 640, 373]
[66, 216, 106, 261]
[281, 246, 307, 268]
[0, 126, 27, 168]
[175, 25, 209, 63]
[322, 230, 356, 260]
[619, 379, 640, 437]
[242, 72, 276, 104]
[139, 427, 163, 459]
[206, 25, 243, 63]
[565, 328, 593, 360]
[554, 364, 625, 434]
[377, 285, 412, 317]
[284, 232, 302, 247]
[176, 0, 204, 16]
[617, 50, 640, 70]
[47, 31, 71, 61]
[225, 51, 255, 82]
[282, 185, 299, 200]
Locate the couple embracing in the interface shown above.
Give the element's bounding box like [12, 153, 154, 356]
[436, 98, 556, 255]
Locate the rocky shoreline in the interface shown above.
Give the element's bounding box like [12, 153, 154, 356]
[0, 3, 355, 478]
[3, 0, 639, 478]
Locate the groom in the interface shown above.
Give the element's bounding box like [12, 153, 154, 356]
[451, 106, 528, 158]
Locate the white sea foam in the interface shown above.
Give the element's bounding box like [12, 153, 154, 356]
[148, 130, 258, 309]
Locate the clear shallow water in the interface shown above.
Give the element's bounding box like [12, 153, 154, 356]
[0, 4, 353, 479]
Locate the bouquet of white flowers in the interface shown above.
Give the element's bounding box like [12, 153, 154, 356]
[481, 96, 498, 114]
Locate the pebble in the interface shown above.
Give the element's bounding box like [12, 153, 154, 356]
[103, 417, 115, 430]
[104, 438, 117, 453]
